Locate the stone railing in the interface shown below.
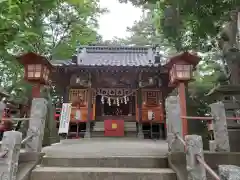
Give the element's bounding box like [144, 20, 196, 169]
[166, 96, 240, 180]
[0, 98, 48, 180]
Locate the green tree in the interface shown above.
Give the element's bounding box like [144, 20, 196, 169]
[0, 0, 104, 99]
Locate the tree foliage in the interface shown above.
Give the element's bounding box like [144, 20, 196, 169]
[117, 6, 224, 119]
[122, 0, 240, 52]
[0, 0, 104, 98]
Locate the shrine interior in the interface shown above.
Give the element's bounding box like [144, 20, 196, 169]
[95, 95, 136, 119]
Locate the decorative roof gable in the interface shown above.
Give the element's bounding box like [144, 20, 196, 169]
[52, 45, 160, 67]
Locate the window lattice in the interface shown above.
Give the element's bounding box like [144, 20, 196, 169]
[69, 89, 87, 103]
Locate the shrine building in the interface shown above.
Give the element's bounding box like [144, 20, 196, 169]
[17, 45, 200, 138]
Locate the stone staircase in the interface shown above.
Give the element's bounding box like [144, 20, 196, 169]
[30, 155, 177, 180]
[92, 121, 137, 137]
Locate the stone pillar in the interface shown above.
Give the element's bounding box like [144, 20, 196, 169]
[165, 96, 184, 152]
[85, 88, 92, 138]
[209, 140, 216, 152]
[219, 165, 240, 180]
[25, 98, 48, 152]
[185, 135, 207, 180]
[210, 101, 230, 152]
[0, 131, 22, 180]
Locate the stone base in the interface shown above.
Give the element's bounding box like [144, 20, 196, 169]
[84, 131, 91, 139]
[228, 129, 240, 152]
[137, 131, 144, 139]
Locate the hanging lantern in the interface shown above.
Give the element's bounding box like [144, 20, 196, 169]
[113, 99, 116, 104]
[117, 98, 120, 106]
[101, 96, 104, 104]
[108, 97, 111, 106]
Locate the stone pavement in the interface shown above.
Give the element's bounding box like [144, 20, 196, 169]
[42, 138, 168, 157]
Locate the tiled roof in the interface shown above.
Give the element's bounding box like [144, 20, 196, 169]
[52, 45, 160, 67]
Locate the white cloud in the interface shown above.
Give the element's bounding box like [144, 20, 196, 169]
[98, 0, 142, 40]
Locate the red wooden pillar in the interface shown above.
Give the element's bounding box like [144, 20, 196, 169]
[32, 84, 42, 98]
[178, 82, 188, 136]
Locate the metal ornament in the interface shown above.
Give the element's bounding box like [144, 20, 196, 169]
[117, 98, 120, 106]
[101, 96, 104, 104]
[124, 96, 127, 104]
[108, 97, 111, 106]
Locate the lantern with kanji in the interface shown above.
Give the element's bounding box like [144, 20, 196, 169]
[17, 52, 52, 85]
[168, 52, 200, 85]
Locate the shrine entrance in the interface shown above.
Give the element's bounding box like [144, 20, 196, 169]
[52, 45, 175, 139]
[95, 94, 136, 121]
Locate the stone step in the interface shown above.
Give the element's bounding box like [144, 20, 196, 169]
[41, 156, 168, 168]
[31, 167, 177, 180]
[91, 131, 137, 138]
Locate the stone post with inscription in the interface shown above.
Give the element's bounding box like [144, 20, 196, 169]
[185, 135, 207, 180]
[165, 96, 184, 152]
[25, 98, 48, 152]
[0, 131, 22, 180]
[210, 101, 230, 152]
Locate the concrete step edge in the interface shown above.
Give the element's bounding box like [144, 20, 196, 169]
[33, 166, 175, 174]
[43, 155, 168, 159]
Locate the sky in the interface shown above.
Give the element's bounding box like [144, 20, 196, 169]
[98, 0, 142, 41]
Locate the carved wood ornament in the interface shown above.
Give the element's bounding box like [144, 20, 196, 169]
[143, 90, 161, 107]
[69, 89, 87, 107]
[70, 72, 89, 87]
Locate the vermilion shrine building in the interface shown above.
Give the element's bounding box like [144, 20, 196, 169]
[17, 45, 200, 138]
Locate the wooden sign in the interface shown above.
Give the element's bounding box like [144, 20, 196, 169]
[58, 103, 72, 134]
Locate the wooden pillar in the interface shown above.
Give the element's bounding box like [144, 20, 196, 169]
[63, 86, 70, 103]
[129, 96, 132, 116]
[92, 92, 96, 120]
[137, 72, 144, 138]
[32, 84, 42, 98]
[85, 72, 92, 138]
[178, 82, 188, 137]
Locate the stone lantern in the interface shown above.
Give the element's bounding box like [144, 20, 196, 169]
[17, 52, 53, 98]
